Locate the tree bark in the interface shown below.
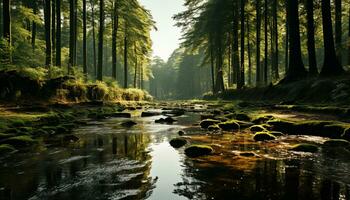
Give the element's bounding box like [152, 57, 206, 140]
[31, 0, 37, 51]
[112, 0, 119, 80]
[97, 0, 104, 81]
[264, 0, 268, 85]
[83, 0, 87, 77]
[210, 35, 215, 94]
[55, 0, 61, 66]
[69, 0, 75, 74]
[306, 0, 318, 75]
[285, 0, 307, 81]
[320, 0, 344, 76]
[3, 0, 11, 63]
[238, 0, 245, 89]
[134, 44, 137, 88]
[233, 0, 240, 86]
[44, 0, 52, 68]
[91, 0, 97, 78]
[247, 16, 252, 86]
[272, 0, 279, 81]
[256, 0, 261, 86]
[335, 0, 342, 63]
[124, 33, 128, 88]
[51, 0, 55, 59]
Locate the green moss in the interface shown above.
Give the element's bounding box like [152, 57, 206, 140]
[249, 125, 268, 133]
[253, 132, 277, 141]
[290, 144, 319, 153]
[251, 115, 275, 124]
[5, 135, 36, 147]
[169, 138, 187, 148]
[0, 144, 16, 154]
[200, 119, 221, 129]
[218, 120, 240, 131]
[269, 131, 284, 137]
[185, 145, 213, 158]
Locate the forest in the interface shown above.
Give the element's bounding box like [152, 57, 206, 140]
[1, 0, 350, 199]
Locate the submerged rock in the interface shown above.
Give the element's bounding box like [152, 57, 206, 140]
[121, 121, 137, 127]
[253, 132, 277, 141]
[178, 130, 185, 136]
[218, 120, 240, 131]
[141, 111, 161, 117]
[290, 143, 319, 153]
[185, 145, 213, 158]
[169, 138, 187, 148]
[323, 139, 350, 148]
[155, 117, 177, 124]
[200, 119, 220, 129]
[162, 109, 185, 116]
[111, 113, 131, 118]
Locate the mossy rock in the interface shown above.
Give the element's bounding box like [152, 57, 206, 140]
[4, 136, 36, 147]
[218, 120, 240, 131]
[9, 119, 28, 127]
[200, 119, 220, 129]
[56, 126, 70, 134]
[342, 128, 350, 141]
[323, 139, 350, 148]
[0, 133, 14, 140]
[141, 111, 161, 117]
[0, 144, 16, 154]
[121, 120, 137, 127]
[269, 131, 284, 137]
[290, 144, 319, 153]
[169, 138, 187, 148]
[235, 113, 251, 121]
[18, 127, 33, 133]
[111, 113, 131, 118]
[252, 115, 275, 124]
[185, 145, 213, 158]
[200, 114, 216, 120]
[178, 130, 185, 136]
[208, 125, 221, 131]
[253, 132, 277, 141]
[249, 125, 267, 133]
[239, 152, 257, 157]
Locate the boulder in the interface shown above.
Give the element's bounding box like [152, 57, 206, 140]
[111, 113, 131, 118]
[185, 145, 213, 158]
[121, 121, 137, 127]
[200, 119, 220, 129]
[141, 111, 161, 117]
[323, 139, 350, 148]
[290, 143, 319, 153]
[63, 135, 80, 142]
[169, 138, 187, 148]
[253, 132, 277, 141]
[218, 120, 240, 131]
[249, 125, 267, 133]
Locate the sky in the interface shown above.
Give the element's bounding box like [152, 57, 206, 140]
[139, 0, 185, 62]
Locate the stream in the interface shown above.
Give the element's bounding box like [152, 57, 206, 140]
[0, 106, 350, 200]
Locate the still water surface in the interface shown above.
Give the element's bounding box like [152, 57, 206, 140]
[0, 110, 350, 200]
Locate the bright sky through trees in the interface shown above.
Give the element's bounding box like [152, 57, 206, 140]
[139, 0, 185, 61]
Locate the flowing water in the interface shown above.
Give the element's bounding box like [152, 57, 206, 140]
[0, 108, 350, 200]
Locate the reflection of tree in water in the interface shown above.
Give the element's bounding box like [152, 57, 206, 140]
[174, 157, 350, 200]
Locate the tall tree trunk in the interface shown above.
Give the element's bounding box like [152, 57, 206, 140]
[73, 0, 77, 66]
[272, 0, 279, 81]
[238, 0, 245, 89]
[140, 64, 144, 89]
[97, 0, 104, 81]
[233, 1, 240, 87]
[256, 0, 261, 86]
[55, 0, 61, 66]
[91, 0, 97, 78]
[335, 0, 342, 64]
[112, 0, 118, 80]
[285, 17, 289, 75]
[83, 0, 87, 77]
[210, 36, 215, 94]
[264, 0, 268, 85]
[215, 39, 225, 93]
[124, 33, 128, 88]
[69, 0, 75, 74]
[31, 1, 37, 51]
[320, 0, 344, 76]
[349, 6, 350, 65]
[51, 0, 55, 60]
[134, 43, 137, 88]
[306, 0, 318, 75]
[44, 0, 52, 68]
[228, 35, 232, 86]
[247, 16, 252, 86]
[3, 0, 11, 63]
[285, 0, 307, 81]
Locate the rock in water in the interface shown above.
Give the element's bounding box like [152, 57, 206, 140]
[218, 120, 240, 131]
[185, 145, 213, 158]
[290, 143, 319, 153]
[200, 119, 220, 129]
[141, 112, 161, 117]
[169, 138, 187, 148]
[121, 121, 137, 127]
[253, 132, 277, 141]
